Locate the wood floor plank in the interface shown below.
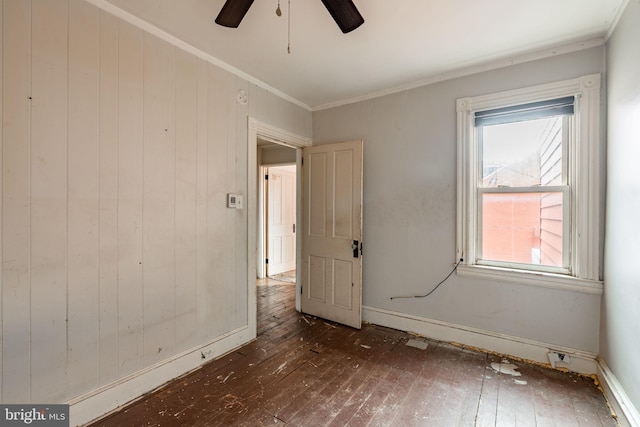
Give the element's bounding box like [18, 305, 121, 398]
[474, 362, 499, 427]
[329, 363, 397, 426]
[446, 349, 490, 427]
[389, 343, 470, 425]
[91, 278, 617, 427]
[364, 338, 438, 425]
[203, 320, 360, 425]
[277, 327, 381, 425]
[260, 328, 357, 417]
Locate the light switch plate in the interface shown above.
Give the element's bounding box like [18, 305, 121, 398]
[227, 193, 243, 209]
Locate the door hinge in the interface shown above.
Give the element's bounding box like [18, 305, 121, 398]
[265, 174, 269, 180]
[265, 258, 269, 264]
[300, 286, 303, 295]
[301, 157, 304, 166]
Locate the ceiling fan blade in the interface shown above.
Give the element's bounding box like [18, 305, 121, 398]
[320, 0, 364, 34]
[215, 0, 255, 28]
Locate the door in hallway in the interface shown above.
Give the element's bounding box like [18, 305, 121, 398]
[266, 165, 296, 276]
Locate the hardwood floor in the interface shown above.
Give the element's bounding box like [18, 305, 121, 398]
[90, 278, 617, 426]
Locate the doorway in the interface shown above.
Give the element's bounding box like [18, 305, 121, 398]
[247, 118, 311, 340]
[256, 140, 298, 281]
[247, 119, 364, 338]
[263, 164, 297, 282]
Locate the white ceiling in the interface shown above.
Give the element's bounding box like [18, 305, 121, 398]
[104, 0, 625, 110]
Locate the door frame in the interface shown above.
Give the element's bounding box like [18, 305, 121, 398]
[247, 118, 311, 339]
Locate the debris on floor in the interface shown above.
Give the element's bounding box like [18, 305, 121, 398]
[217, 371, 234, 383]
[406, 339, 429, 350]
[490, 360, 522, 377]
[273, 362, 287, 375]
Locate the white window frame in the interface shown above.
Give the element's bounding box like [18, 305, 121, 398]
[456, 74, 603, 295]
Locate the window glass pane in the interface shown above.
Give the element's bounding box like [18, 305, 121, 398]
[481, 192, 563, 267]
[482, 116, 564, 188]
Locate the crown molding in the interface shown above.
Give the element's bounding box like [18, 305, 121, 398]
[312, 37, 605, 112]
[84, 0, 312, 112]
[605, 0, 631, 41]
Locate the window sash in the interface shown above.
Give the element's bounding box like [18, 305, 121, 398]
[476, 186, 570, 274]
[474, 112, 571, 274]
[477, 115, 571, 190]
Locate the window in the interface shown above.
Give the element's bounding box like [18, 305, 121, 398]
[478, 97, 572, 273]
[456, 74, 602, 293]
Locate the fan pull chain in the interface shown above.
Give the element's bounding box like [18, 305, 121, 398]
[287, 0, 291, 54]
[276, 0, 281, 16]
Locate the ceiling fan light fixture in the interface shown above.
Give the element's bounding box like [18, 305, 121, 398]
[215, 0, 255, 28]
[320, 0, 364, 34]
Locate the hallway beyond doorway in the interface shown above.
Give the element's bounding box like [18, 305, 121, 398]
[268, 269, 296, 284]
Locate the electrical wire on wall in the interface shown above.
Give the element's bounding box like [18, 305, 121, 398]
[390, 258, 464, 300]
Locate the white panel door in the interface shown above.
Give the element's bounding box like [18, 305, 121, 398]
[302, 140, 363, 329]
[267, 165, 297, 275]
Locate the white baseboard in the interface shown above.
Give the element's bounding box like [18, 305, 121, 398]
[362, 305, 598, 374]
[597, 358, 640, 427]
[69, 326, 253, 426]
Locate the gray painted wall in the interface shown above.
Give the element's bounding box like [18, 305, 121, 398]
[603, 0, 640, 413]
[260, 145, 297, 165]
[313, 47, 606, 353]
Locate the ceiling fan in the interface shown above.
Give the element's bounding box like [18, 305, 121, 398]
[215, 0, 364, 34]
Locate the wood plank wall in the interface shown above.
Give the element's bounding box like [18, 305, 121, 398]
[0, 0, 311, 405]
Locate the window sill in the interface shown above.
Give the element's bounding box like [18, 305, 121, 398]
[456, 264, 603, 295]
